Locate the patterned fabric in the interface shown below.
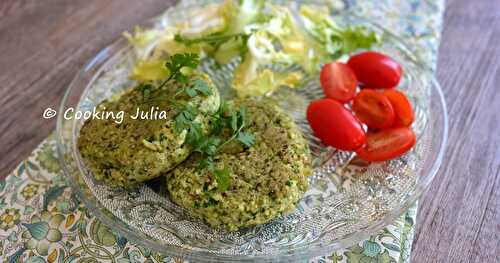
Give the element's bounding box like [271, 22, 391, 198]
[0, 0, 444, 262]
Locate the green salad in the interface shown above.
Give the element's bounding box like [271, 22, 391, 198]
[124, 0, 379, 97]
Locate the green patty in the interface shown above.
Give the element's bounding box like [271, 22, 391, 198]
[77, 73, 220, 187]
[166, 99, 312, 231]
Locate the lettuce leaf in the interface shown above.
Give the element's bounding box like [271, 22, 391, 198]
[177, 2, 232, 38]
[232, 53, 302, 97]
[154, 30, 208, 56]
[130, 59, 170, 81]
[213, 35, 249, 64]
[226, 0, 266, 34]
[331, 26, 379, 56]
[299, 5, 380, 58]
[123, 26, 161, 59]
[173, 0, 265, 44]
[234, 69, 303, 97]
[123, 26, 159, 47]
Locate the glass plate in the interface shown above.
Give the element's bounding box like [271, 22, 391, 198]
[56, 1, 448, 262]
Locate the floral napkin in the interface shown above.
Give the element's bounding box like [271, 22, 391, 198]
[0, 0, 444, 262]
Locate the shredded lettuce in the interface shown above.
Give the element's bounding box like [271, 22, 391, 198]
[123, 26, 161, 59]
[154, 30, 208, 56]
[130, 59, 170, 82]
[124, 1, 379, 97]
[299, 5, 380, 58]
[171, 0, 264, 43]
[177, 3, 232, 38]
[234, 69, 303, 97]
[330, 27, 380, 56]
[123, 26, 159, 47]
[213, 35, 248, 64]
[232, 53, 259, 90]
[233, 53, 302, 97]
[249, 5, 326, 73]
[247, 31, 292, 65]
[226, 0, 266, 34]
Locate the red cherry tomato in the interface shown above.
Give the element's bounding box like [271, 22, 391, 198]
[383, 89, 414, 127]
[356, 127, 416, 162]
[352, 89, 395, 129]
[320, 62, 358, 103]
[347, 51, 402, 89]
[307, 98, 366, 151]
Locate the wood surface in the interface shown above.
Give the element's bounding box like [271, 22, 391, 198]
[412, 0, 500, 262]
[0, 0, 498, 262]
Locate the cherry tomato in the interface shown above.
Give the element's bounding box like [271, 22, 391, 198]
[383, 89, 414, 127]
[307, 98, 366, 151]
[347, 51, 402, 89]
[352, 89, 395, 129]
[320, 62, 358, 103]
[356, 127, 416, 162]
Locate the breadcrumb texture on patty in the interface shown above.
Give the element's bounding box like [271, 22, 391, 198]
[166, 99, 312, 231]
[77, 74, 220, 187]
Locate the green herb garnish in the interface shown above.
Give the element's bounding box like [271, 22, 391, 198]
[185, 79, 212, 97]
[158, 53, 200, 89]
[237, 132, 255, 147]
[154, 53, 255, 191]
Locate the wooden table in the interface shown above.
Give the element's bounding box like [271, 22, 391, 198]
[0, 0, 498, 262]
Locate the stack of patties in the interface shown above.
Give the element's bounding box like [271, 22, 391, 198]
[78, 73, 312, 231]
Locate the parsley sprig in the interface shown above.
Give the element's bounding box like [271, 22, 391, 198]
[155, 53, 255, 192]
[158, 53, 200, 89]
[174, 98, 255, 192]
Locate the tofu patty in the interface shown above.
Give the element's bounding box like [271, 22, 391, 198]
[166, 99, 312, 231]
[77, 73, 220, 187]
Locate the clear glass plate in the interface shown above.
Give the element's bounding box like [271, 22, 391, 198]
[56, 1, 448, 262]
